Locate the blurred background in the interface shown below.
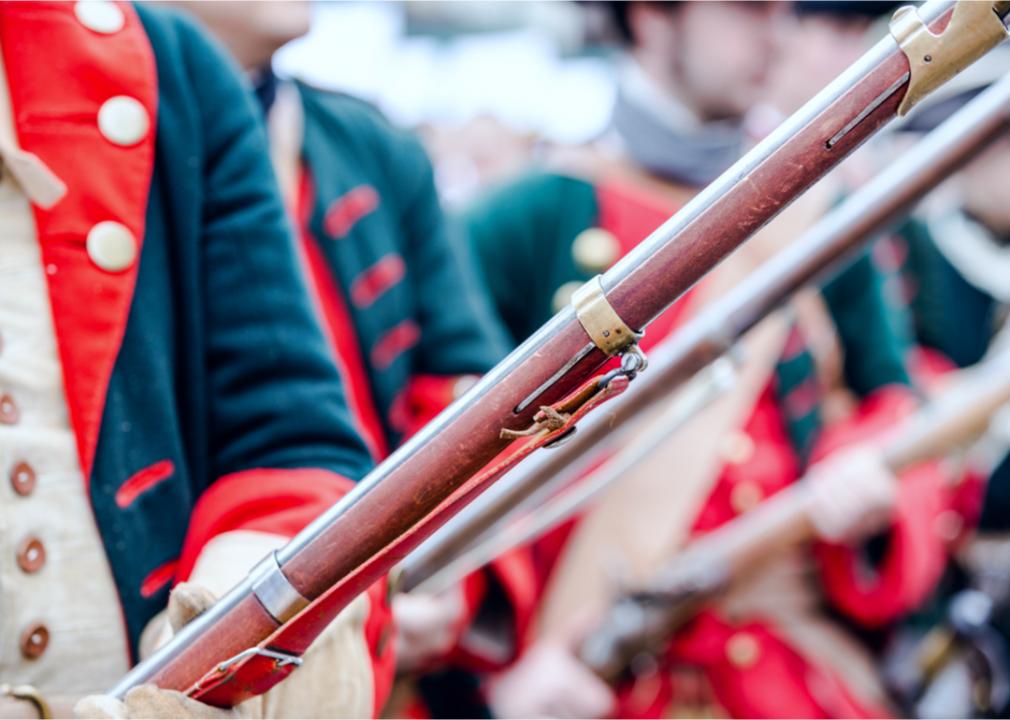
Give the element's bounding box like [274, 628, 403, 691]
[274, 2, 619, 204]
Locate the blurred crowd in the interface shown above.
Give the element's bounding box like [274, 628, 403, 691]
[2, 2, 1010, 719]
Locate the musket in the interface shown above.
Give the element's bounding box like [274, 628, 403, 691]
[577, 341, 1010, 684]
[402, 62, 1010, 597]
[110, 1, 1010, 706]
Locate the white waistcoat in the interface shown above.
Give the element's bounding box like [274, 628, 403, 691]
[0, 52, 129, 694]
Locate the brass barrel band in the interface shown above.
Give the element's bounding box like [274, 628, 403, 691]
[890, 1, 1010, 116]
[571, 276, 641, 356]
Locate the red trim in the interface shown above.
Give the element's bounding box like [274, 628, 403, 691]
[295, 170, 388, 461]
[388, 374, 463, 439]
[811, 386, 950, 626]
[323, 184, 379, 239]
[115, 459, 175, 508]
[0, 2, 158, 483]
[177, 464, 396, 714]
[816, 463, 950, 626]
[350, 253, 406, 308]
[140, 559, 178, 598]
[364, 578, 396, 715]
[175, 468, 356, 583]
[371, 320, 421, 370]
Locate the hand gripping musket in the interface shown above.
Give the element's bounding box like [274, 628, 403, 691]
[110, 1, 1009, 706]
[577, 341, 1010, 684]
[402, 63, 1010, 597]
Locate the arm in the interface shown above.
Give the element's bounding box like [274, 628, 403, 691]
[810, 387, 954, 626]
[176, 15, 372, 569]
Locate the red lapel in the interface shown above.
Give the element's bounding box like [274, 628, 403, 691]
[0, 2, 157, 482]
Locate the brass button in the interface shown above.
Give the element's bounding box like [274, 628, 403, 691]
[719, 431, 755, 466]
[552, 281, 584, 314]
[97, 96, 149, 147]
[74, 0, 125, 34]
[572, 227, 620, 274]
[726, 632, 760, 668]
[16, 536, 46, 574]
[10, 462, 36, 496]
[19, 623, 49, 659]
[86, 221, 137, 273]
[730, 481, 763, 514]
[0, 394, 19, 425]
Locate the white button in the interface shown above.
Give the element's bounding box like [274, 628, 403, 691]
[87, 221, 137, 272]
[74, 1, 125, 34]
[98, 96, 149, 147]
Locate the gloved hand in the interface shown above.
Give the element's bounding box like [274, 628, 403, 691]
[75, 584, 250, 719]
[486, 641, 615, 719]
[806, 446, 897, 543]
[76, 532, 375, 719]
[392, 585, 466, 672]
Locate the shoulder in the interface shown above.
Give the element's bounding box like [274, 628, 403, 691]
[136, 3, 257, 125]
[135, 3, 235, 80]
[294, 81, 435, 204]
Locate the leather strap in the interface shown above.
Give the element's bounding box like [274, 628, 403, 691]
[187, 370, 633, 706]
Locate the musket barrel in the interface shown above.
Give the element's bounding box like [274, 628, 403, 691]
[111, 0, 1008, 702]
